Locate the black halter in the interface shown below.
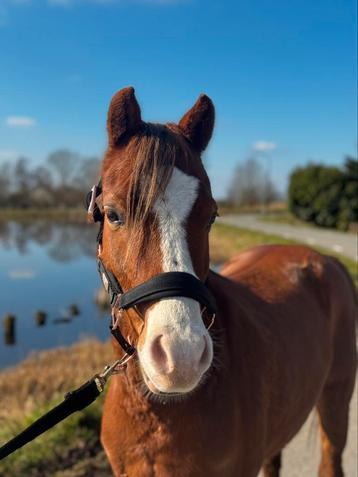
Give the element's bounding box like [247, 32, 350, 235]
[86, 181, 217, 356]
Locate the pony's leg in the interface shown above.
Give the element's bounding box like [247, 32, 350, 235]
[316, 379, 354, 477]
[262, 452, 281, 477]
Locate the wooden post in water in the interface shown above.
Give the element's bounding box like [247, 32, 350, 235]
[35, 310, 47, 326]
[3, 314, 16, 345]
[69, 304, 80, 316]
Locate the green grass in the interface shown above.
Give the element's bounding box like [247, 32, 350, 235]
[0, 394, 110, 477]
[258, 211, 313, 227]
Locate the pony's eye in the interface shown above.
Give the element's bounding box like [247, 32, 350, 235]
[208, 211, 218, 229]
[105, 208, 125, 226]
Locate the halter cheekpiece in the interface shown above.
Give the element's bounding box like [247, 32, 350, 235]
[86, 180, 217, 356]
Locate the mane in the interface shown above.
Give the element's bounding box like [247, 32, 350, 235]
[102, 123, 194, 260]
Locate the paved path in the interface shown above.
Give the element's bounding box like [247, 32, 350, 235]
[218, 214, 357, 261]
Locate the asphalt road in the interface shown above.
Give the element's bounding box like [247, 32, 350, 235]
[218, 214, 357, 261]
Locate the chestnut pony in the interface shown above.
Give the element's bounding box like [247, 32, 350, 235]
[99, 87, 356, 477]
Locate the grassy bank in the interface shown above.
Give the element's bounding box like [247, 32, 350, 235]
[216, 201, 287, 216]
[259, 211, 311, 227]
[258, 211, 358, 233]
[0, 340, 112, 477]
[0, 223, 356, 476]
[0, 207, 87, 223]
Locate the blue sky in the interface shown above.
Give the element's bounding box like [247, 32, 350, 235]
[0, 0, 356, 198]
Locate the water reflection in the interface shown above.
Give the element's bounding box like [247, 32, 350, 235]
[0, 220, 97, 261]
[0, 220, 108, 369]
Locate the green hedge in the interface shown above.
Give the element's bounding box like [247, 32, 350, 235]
[288, 157, 358, 230]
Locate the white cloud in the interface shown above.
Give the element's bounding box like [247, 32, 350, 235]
[252, 141, 277, 152]
[6, 116, 37, 127]
[0, 150, 18, 160]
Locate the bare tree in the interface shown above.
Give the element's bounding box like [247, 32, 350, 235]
[228, 157, 278, 208]
[31, 165, 55, 207]
[10, 158, 35, 207]
[0, 162, 12, 206]
[74, 156, 101, 192]
[0, 150, 99, 209]
[47, 149, 79, 187]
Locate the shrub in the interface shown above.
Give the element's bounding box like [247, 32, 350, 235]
[288, 157, 358, 230]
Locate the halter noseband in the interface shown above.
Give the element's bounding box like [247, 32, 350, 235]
[86, 181, 217, 356]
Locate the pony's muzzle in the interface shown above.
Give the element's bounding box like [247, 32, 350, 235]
[141, 331, 213, 394]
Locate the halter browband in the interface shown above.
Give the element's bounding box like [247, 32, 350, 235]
[87, 181, 217, 355]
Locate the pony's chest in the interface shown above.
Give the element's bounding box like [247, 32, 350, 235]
[103, 379, 250, 476]
[122, 439, 239, 477]
[118, 409, 241, 477]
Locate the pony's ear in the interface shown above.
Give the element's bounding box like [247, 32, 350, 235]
[107, 87, 142, 146]
[178, 94, 215, 152]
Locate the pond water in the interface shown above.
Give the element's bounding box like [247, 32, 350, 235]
[0, 220, 110, 369]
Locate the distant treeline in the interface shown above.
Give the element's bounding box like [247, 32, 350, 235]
[289, 157, 357, 231]
[0, 150, 100, 208]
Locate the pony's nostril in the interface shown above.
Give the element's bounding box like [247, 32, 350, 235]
[150, 335, 168, 372]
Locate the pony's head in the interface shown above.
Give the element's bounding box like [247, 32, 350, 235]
[100, 87, 217, 397]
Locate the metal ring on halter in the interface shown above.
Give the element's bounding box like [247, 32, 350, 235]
[95, 352, 135, 391]
[201, 306, 216, 331]
[111, 295, 123, 330]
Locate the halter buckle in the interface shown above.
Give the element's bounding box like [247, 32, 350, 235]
[207, 313, 216, 331]
[111, 296, 123, 330]
[87, 185, 98, 214]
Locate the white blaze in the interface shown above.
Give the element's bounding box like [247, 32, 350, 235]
[154, 167, 198, 274]
[138, 167, 213, 392]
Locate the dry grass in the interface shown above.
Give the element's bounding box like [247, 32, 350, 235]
[0, 339, 112, 423]
[0, 340, 113, 477]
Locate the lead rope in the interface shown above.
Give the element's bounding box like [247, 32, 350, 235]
[0, 352, 134, 460]
[0, 183, 136, 460]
